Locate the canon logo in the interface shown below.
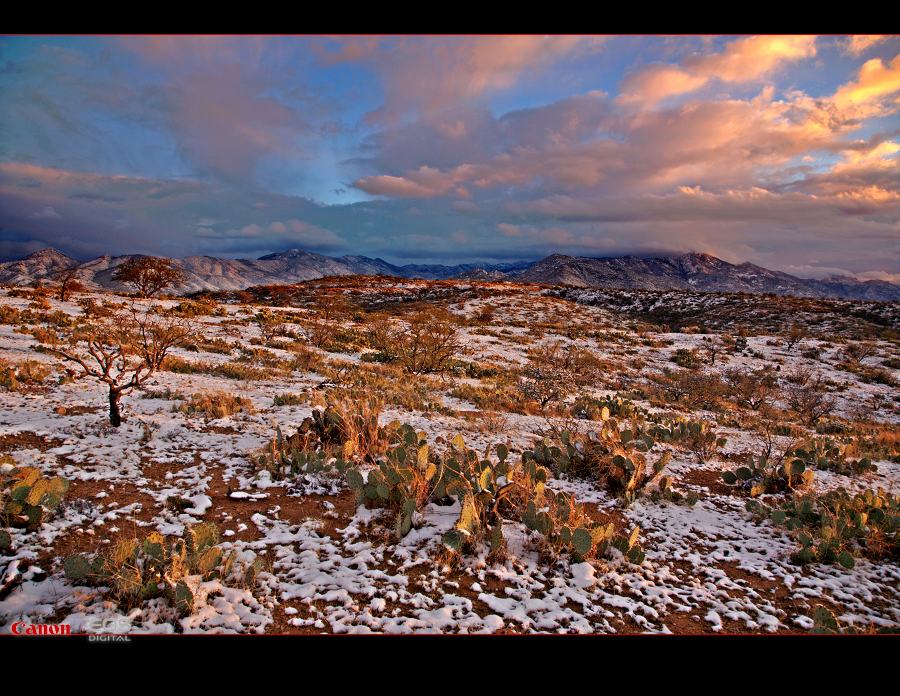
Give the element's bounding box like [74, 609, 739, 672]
[10, 622, 72, 636]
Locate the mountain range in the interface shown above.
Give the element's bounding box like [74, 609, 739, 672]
[1, 247, 897, 302]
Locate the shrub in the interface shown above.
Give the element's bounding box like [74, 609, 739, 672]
[517, 342, 599, 411]
[0, 359, 52, 391]
[723, 367, 779, 410]
[0, 305, 22, 325]
[842, 341, 878, 365]
[699, 336, 728, 366]
[785, 372, 836, 426]
[653, 369, 726, 410]
[273, 392, 306, 407]
[671, 348, 700, 369]
[368, 309, 464, 375]
[784, 324, 808, 351]
[170, 298, 219, 317]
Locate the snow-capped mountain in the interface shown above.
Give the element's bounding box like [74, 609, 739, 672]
[1, 248, 897, 301]
[512, 253, 900, 301]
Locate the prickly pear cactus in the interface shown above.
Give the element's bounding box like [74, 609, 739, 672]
[1, 466, 68, 531]
[61, 523, 232, 615]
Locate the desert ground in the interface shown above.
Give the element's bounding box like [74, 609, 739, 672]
[1, 277, 897, 634]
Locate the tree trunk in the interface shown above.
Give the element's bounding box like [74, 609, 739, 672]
[108, 388, 122, 427]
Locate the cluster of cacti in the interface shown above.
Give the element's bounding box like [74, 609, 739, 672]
[651, 418, 726, 463]
[722, 454, 814, 495]
[746, 488, 898, 569]
[280, 397, 390, 463]
[1, 466, 69, 532]
[256, 424, 353, 480]
[439, 438, 517, 557]
[571, 395, 641, 421]
[63, 523, 231, 615]
[790, 438, 876, 477]
[347, 425, 437, 540]
[810, 606, 841, 634]
[523, 419, 666, 504]
[647, 474, 699, 507]
[287, 407, 347, 454]
[520, 481, 645, 564]
[340, 426, 648, 565]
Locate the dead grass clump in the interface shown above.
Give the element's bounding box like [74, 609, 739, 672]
[161, 354, 278, 382]
[170, 298, 219, 317]
[0, 358, 53, 391]
[273, 392, 306, 407]
[178, 391, 255, 419]
[286, 394, 391, 462]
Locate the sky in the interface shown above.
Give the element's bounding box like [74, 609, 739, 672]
[0, 34, 898, 280]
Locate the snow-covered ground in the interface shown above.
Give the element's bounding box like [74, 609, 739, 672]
[0, 283, 897, 634]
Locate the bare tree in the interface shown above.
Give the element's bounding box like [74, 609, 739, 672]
[842, 341, 878, 365]
[51, 266, 84, 302]
[785, 372, 836, 426]
[43, 304, 194, 426]
[517, 342, 585, 412]
[784, 323, 808, 352]
[699, 336, 727, 366]
[112, 256, 185, 298]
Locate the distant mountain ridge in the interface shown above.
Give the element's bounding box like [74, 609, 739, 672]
[0, 247, 897, 301]
[514, 253, 900, 301]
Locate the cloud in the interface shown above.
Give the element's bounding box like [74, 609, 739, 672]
[619, 35, 817, 107]
[198, 219, 347, 252]
[3, 36, 900, 281]
[114, 38, 314, 186]
[832, 54, 900, 118]
[841, 35, 888, 56]
[31, 206, 62, 219]
[322, 36, 602, 123]
[354, 88, 853, 200]
[355, 171, 452, 198]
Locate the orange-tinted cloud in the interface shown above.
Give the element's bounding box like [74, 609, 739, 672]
[325, 36, 603, 123]
[832, 54, 900, 117]
[619, 35, 817, 107]
[841, 35, 888, 56]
